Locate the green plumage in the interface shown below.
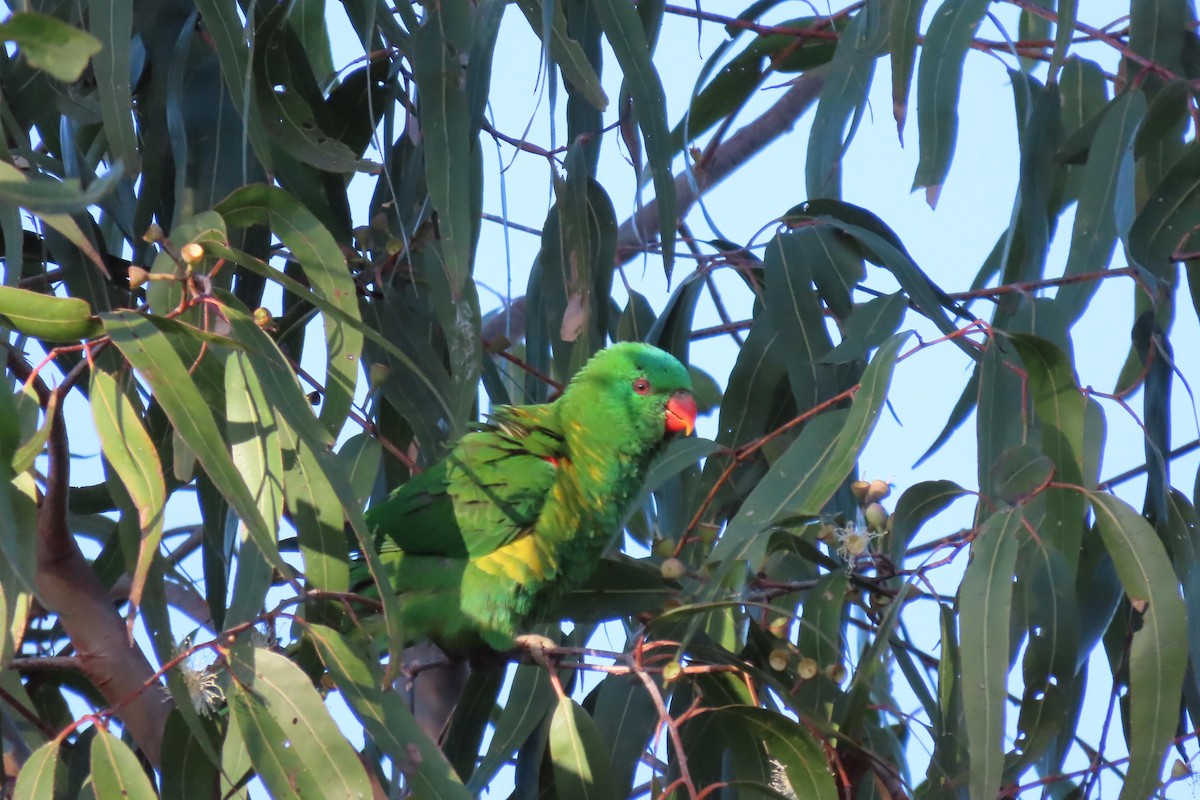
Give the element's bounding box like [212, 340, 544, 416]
[365, 343, 695, 653]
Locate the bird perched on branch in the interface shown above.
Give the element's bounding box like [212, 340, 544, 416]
[365, 342, 697, 655]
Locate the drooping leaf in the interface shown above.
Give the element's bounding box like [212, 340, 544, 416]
[889, 0, 929, 137]
[960, 508, 1023, 800]
[549, 695, 617, 800]
[710, 332, 910, 568]
[823, 292, 908, 364]
[412, 4, 475, 297]
[12, 739, 63, 800]
[90, 368, 166, 621]
[911, 0, 991, 206]
[101, 311, 288, 579]
[1087, 492, 1188, 800]
[224, 351, 283, 626]
[592, 0, 676, 276]
[306, 624, 471, 799]
[469, 666, 554, 793]
[90, 726, 158, 800]
[215, 185, 363, 436]
[89, 0, 139, 174]
[513, 0, 608, 112]
[1056, 91, 1145, 320]
[227, 643, 373, 799]
[590, 676, 657, 797]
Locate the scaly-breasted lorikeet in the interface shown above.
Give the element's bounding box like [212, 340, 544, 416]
[365, 342, 697, 654]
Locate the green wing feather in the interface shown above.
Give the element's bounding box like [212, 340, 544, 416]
[365, 403, 562, 559]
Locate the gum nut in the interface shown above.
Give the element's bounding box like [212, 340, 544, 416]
[865, 503, 888, 533]
[768, 649, 789, 671]
[850, 480, 870, 501]
[866, 479, 891, 503]
[661, 558, 687, 581]
[662, 660, 683, 683]
[653, 538, 676, 558]
[797, 658, 819, 680]
[180, 242, 205, 265]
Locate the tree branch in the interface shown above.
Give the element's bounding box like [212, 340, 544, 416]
[7, 349, 172, 765]
[616, 74, 825, 264]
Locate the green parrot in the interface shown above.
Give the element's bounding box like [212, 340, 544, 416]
[364, 342, 697, 654]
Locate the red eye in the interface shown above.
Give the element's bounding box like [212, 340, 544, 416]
[633, 377, 651, 395]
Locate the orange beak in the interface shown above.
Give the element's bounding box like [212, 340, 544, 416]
[665, 392, 697, 436]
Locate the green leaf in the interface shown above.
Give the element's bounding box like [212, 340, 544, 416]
[189, 0, 273, 171]
[225, 351, 282, 626]
[549, 695, 616, 800]
[1128, 139, 1200, 278]
[101, 311, 288, 579]
[0, 12, 101, 82]
[305, 624, 471, 799]
[89, 368, 165, 620]
[960, 508, 1022, 800]
[469, 666, 554, 793]
[912, 0, 991, 206]
[888, 479, 967, 562]
[90, 726, 158, 800]
[722, 708, 838, 799]
[790, 200, 971, 356]
[762, 229, 837, 403]
[227, 644, 373, 800]
[989, 444, 1053, 505]
[1087, 492, 1188, 800]
[806, 9, 879, 199]
[89, 0, 139, 174]
[796, 570, 848, 678]
[623, 436, 718, 526]
[823, 292, 908, 364]
[674, 15, 839, 155]
[218, 296, 349, 592]
[1130, 0, 1188, 70]
[889, 0, 928, 137]
[12, 739, 63, 800]
[1011, 335, 1089, 567]
[1050, 1, 1077, 75]
[215, 185, 363, 436]
[1056, 91, 1145, 320]
[208, 242, 449, 423]
[592, 0, 676, 275]
[252, 12, 377, 176]
[413, 7, 474, 297]
[591, 676, 656, 796]
[337, 432, 382, 510]
[0, 285, 100, 342]
[0, 164, 123, 215]
[159, 710, 221, 800]
[513, 0, 608, 111]
[0, 473, 39, 595]
[710, 332, 910, 568]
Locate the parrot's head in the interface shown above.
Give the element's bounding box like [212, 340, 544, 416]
[561, 343, 697, 449]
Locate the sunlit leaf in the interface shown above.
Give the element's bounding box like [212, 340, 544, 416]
[228, 643, 373, 799]
[90, 368, 165, 621]
[306, 624, 471, 798]
[12, 739, 62, 800]
[549, 695, 616, 800]
[0, 12, 101, 81]
[90, 726, 158, 800]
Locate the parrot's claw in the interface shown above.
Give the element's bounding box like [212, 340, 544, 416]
[513, 634, 558, 668]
